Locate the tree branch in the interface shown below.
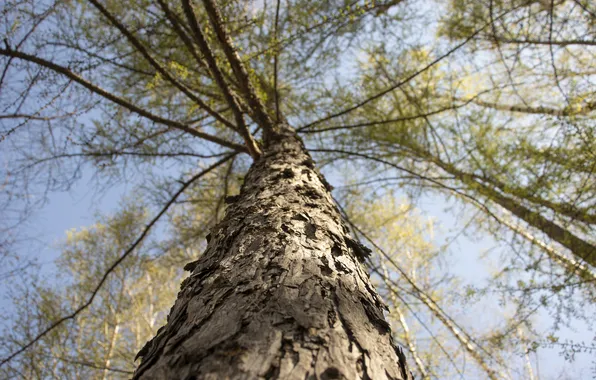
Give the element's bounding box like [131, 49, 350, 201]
[181, 0, 262, 158]
[0, 48, 247, 153]
[273, 0, 282, 122]
[201, 0, 275, 138]
[0, 153, 236, 367]
[41, 353, 134, 375]
[422, 150, 596, 266]
[155, 0, 208, 73]
[486, 36, 596, 47]
[85, 0, 237, 129]
[301, 8, 519, 130]
[301, 31, 485, 129]
[468, 97, 596, 117]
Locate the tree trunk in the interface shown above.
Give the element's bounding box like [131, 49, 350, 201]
[133, 126, 412, 379]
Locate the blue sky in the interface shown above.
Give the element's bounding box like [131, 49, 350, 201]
[0, 152, 591, 379]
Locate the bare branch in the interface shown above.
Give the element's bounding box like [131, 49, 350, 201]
[40, 353, 133, 375]
[486, 36, 596, 47]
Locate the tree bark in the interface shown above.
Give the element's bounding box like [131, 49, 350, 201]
[133, 125, 412, 379]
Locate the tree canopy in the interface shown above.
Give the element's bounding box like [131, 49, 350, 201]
[0, 0, 594, 378]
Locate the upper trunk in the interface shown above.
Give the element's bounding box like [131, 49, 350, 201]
[133, 125, 412, 380]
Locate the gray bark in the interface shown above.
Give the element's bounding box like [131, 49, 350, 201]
[133, 126, 412, 380]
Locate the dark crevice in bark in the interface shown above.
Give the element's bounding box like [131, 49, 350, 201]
[332, 291, 370, 379]
[394, 346, 410, 380]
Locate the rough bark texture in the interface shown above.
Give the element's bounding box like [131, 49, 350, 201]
[133, 126, 412, 380]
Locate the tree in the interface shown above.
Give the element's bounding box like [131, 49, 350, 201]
[1, 0, 594, 378]
[1, 205, 171, 379]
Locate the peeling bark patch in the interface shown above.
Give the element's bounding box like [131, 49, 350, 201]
[331, 242, 342, 257]
[264, 364, 280, 379]
[321, 367, 342, 379]
[334, 260, 350, 274]
[183, 260, 199, 272]
[360, 297, 391, 334]
[394, 346, 412, 380]
[303, 188, 321, 200]
[224, 194, 240, 204]
[246, 236, 265, 254]
[305, 223, 317, 239]
[282, 338, 300, 367]
[358, 357, 371, 380]
[341, 224, 350, 235]
[282, 168, 294, 178]
[292, 213, 309, 222]
[320, 256, 333, 277]
[179, 277, 191, 291]
[301, 158, 315, 169]
[327, 310, 337, 327]
[344, 237, 372, 263]
[320, 265, 333, 277]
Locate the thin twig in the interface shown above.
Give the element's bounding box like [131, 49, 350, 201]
[301, 6, 521, 130]
[273, 0, 282, 121]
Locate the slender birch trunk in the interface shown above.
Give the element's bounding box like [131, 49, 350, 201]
[102, 322, 120, 380]
[133, 126, 412, 379]
[380, 263, 429, 380]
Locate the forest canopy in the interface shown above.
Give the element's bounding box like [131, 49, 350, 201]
[0, 0, 594, 378]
